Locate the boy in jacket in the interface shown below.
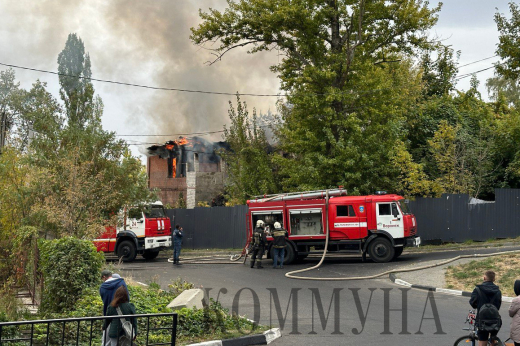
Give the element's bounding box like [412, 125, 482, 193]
[469, 270, 502, 346]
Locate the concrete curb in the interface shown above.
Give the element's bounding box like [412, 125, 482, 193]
[389, 273, 514, 302]
[186, 328, 281, 346]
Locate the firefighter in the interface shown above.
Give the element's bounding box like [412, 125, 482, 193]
[250, 220, 267, 269]
[271, 222, 289, 269]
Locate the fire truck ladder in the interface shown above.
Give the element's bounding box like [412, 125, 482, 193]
[250, 188, 347, 202]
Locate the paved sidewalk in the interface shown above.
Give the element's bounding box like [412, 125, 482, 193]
[396, 257, 477, 289]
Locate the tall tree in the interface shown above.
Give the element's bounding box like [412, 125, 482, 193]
[57, 33, 97, 128]
[0, 69, 23, 151]
[192, 0, 441, 193]
[495, 2, 520, 81]
[221, 95, 277, 204]
[420, 45, 459, 98]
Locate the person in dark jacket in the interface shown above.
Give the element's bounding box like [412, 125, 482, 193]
[100, 270, 129, 345]
[271, 222, 288, 269]
[469, 270, 502, 346]
[103, 286, 137, 346]
[250, 220, 267, 269]
[100, 270, 129, 316]
[173, 224, 184, 265]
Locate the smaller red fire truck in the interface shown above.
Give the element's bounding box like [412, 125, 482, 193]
[93, 201, 172, 262]
[247, 189, 420, 264]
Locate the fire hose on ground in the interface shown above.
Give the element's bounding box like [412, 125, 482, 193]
[174, 190, 520, 280]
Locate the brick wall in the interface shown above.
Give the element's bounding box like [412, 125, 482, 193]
[148, 155, 226, 208]
[148, 156, 187, 206]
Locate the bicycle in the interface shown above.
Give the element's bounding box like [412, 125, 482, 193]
[453, 309, 505, 346]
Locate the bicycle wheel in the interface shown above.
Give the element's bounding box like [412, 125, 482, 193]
[453, 335, 475, 346]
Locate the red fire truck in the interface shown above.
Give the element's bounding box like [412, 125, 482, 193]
[247, 189, 420, 264]
[93, 201, 172, 262]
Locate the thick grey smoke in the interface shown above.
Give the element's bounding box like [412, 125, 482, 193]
[100, 0, 280, 140]
[0, 0, 280, 153]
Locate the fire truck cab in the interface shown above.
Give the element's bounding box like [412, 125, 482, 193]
[247, 190, 420, 264]
[93, 201, 172, 262]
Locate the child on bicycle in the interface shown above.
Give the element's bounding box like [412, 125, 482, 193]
[469, 270, 502, 346]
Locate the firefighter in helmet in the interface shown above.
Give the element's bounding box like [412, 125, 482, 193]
[250, 219, 267, 269]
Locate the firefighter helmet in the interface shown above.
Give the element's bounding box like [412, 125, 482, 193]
[256, 220, 265, 227]
[274, 222, 282, 229]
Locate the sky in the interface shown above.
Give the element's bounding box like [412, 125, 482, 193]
[0, 0, 512, 162]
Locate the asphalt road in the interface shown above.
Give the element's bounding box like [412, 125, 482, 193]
[117, 246, 520, 345]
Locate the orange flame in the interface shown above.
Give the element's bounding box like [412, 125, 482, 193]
[176, 138, 188, 146]
[165, 144, 174, 150]
[172, 158, 176, 178]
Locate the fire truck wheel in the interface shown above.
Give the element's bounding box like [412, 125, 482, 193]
[117, 240, 137, 262]
[142, 250, 159, 260]
[393, 247, 404, 259]
[368, 237, 395, 263]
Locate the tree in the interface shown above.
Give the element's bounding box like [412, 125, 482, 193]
[494, 2, 520, 81]
[486, 75, 520, 109]
[220, 95, 277, 204]
[392, 140, 441, 197]
[0, 69, 23, 151]
[420, 45, 459, 98]
[191, 0, 441, 193]
[176, 192, 187, 209]
[58, 33, 98, 128]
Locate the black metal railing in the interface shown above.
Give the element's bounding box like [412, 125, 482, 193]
[0, 312, 177, 345]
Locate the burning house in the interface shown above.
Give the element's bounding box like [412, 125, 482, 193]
[147, 137, 228, 208]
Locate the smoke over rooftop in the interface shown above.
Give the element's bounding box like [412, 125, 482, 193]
[0, 0, 280, 151]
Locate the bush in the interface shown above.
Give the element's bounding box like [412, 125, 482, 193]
[39, 237, 104, 313]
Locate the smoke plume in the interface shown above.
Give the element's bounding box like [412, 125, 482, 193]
[0, 0, 280, 150]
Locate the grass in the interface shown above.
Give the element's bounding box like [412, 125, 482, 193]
[445, 254, 520, 296]
[406, 236, 520, 253]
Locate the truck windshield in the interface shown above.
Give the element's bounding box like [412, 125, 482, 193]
[397, 199, 411, 215]
[144, 205, 166, 218]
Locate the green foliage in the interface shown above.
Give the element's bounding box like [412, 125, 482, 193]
[28, 280, 262, 345]
[39, 237, 104, 313]
[420, 45, 459, 98]
[168, 277, 195, 295]
[58, 33, 97, 128]
[192, 1, 440, 194]
[176, 192, 187, 209]
[494, 2, 520, 81]
[391, 141, 441, 197]
[0, 37, 154, 242]
[221, 95, 277, 204]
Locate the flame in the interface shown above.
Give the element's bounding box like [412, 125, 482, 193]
[165, 144, 174, 150]
[172, 158, 176, 178]
[176, 137, 188, 146]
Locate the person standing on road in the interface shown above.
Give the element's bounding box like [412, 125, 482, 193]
[100, 270, 129, 345]
[250, 220, 267, 269]
[173, 224, 183, 265]
[469, 270, 502, 346]
[271, 222, 288, 269]
[509, 280, 520, 346]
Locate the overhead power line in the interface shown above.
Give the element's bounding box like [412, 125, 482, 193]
[117, 121, 280, 140]
[0, 62, 286, 97]
[455, 64, 501, 81]
[458, 55, 498, 68]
